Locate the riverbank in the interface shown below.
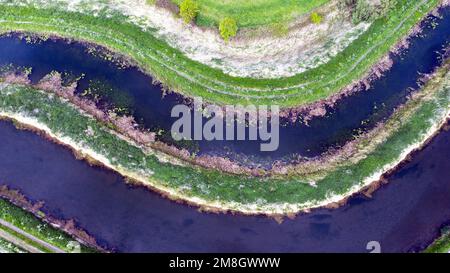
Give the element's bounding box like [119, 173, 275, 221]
[0, 60, 448, 215]
[0, 59, 443, 179]
[0, 0, 443, 108]
[1, 13, 448, 173]
[0, 191, 99, 252]
[2, 116, 450, 252]
[424, 227, 450, 253]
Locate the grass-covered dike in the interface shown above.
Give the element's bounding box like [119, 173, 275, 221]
[0, 62, 448, 215]
[0, 0, 442, 108]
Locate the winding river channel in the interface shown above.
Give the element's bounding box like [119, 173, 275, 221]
[0, 7, 449, 168]
[0, 7, 449, 252]
[0, 119, 449, 252]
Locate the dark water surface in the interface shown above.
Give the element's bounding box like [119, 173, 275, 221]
[0, 119, 449, 252]
[0, 8, 448, 167]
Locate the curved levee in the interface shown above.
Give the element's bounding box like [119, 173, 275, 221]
[0, 0, 443, 107]
[0, 5, 448, 174]
[0, 59, 448, 215]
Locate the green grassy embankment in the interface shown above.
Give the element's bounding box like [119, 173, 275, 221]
[0, 0, 440, 108]
[0, 63, 448, 214]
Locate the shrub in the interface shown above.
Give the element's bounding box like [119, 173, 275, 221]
[146, 0, 156, 5]
[338, 0, 356, 10]
[352, 0, 375, 24]
[179, 0, 199, 24]
[340, 0, 397, 24]
[219, 17, 238, 41]
[310, 12, 323, 24]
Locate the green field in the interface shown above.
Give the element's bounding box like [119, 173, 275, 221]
[170, 0, 330, 28]
[0, 0, 439, 108]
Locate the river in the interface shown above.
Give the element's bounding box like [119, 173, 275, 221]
[0, 7, 449, 252]
[0, 7, 448, 168]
